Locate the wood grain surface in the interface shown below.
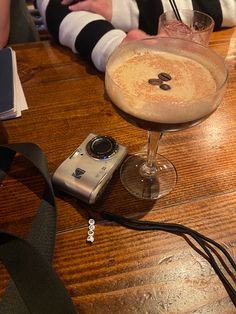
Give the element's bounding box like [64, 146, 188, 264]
[0, 27, 236, 313]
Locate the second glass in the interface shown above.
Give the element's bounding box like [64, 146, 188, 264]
[158, 9, 215, 46]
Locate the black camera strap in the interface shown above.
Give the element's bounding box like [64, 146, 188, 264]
[1, 143, 235, 311]
[101, 211, 236, 307]
[0, 143, 76, 314]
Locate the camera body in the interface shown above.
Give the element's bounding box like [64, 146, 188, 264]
[52, 133, 127, 204]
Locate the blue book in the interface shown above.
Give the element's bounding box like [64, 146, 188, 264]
[0, 48, 14, 114]
[0, 47, 27, 120]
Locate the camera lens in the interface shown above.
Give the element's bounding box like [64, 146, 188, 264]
[86, 135, 118, 159]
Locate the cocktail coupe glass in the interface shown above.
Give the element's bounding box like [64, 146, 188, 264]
[105, 37, 228, 200]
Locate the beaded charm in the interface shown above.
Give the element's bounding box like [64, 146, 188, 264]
[87, 219, 95, 243]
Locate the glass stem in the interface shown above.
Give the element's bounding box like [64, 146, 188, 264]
[140, 131, 162, 178]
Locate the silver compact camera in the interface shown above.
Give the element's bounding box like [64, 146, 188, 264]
[52, 133, 127, 204]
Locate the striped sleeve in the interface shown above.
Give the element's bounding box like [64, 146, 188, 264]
[111, 0, 139, 31]
[192, 0, 236, 30]
[135, 0, 236, 33]
[36, 0, 126, 72]
[219, 0, 236, 28]
[135, 0, 164, 35]
[36, 0, 236, 71]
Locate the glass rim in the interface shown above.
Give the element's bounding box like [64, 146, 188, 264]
[106, 37, 228, 105]
[159, 9, 215, 34]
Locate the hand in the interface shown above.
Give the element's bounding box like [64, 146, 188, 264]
[121, 29, 168, 49]
[122, 29, 151, 43]
[61, 0, 112, 22]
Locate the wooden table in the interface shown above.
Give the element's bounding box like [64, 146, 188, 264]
[0, 27, 236, 313]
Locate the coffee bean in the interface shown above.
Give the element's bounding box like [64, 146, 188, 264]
[148, 78, 162, 85]
[160, 83, 171, 90]
[158, 72, 172, 81]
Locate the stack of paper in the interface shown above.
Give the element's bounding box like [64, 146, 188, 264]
[0, 47, 28, 120]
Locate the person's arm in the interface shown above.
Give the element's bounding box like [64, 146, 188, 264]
[62, 0, 140, 32]
[0, 0, 11, 48]
[37, 0, 236, 72]
[37, 0, 127, 71]
[62, 0, 236, 34]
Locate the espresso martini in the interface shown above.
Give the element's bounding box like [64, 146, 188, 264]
[105, 38, 227, 200]
[106, 46, 220, 131]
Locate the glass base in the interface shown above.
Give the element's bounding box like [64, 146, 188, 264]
[120, 152, 177, 200]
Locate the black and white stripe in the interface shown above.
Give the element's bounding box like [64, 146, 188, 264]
[136, 0, 236, 32]
[37, 0, 236, 72]
[37, 0, 126, 71]
[191, 0, 223, 30]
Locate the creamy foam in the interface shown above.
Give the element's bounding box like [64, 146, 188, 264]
[106, 49, 218, 124]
